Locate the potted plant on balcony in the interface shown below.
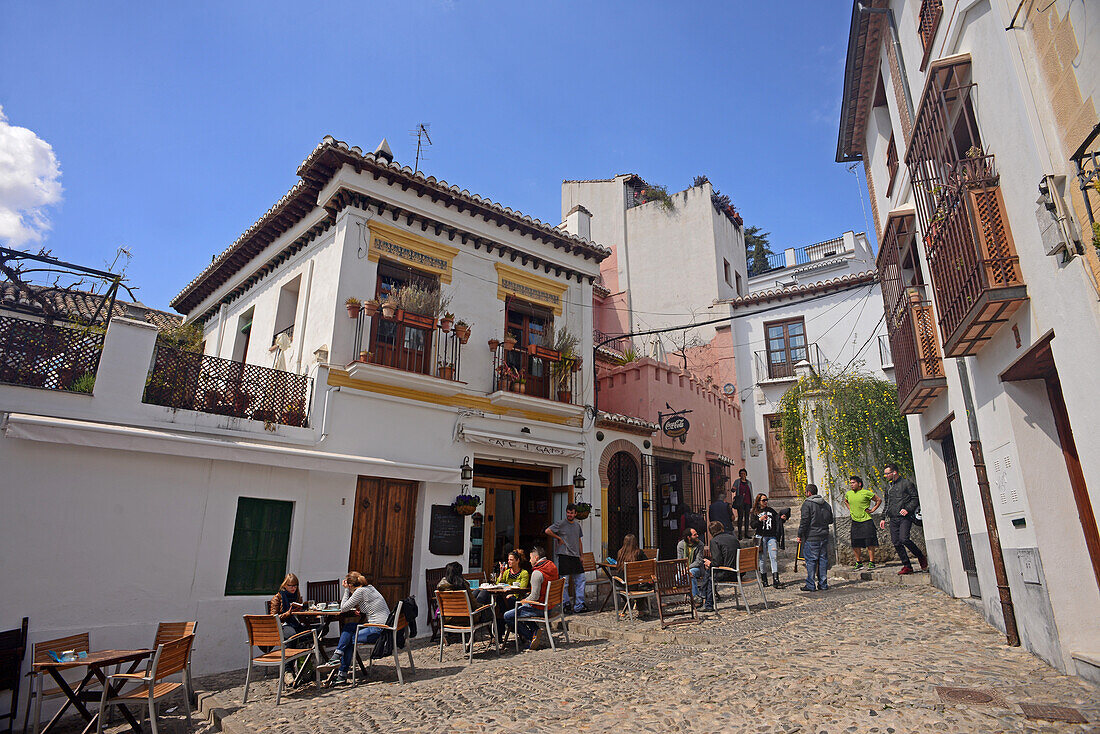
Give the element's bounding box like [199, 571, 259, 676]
[455, 320, 472, 344]
[439, 312, 455, 333]
[358, 349, 372, 362]
[395, 284, 451, 330]
[495, 362, 519, 392]
[345, 297, 362, 319]
[364, 298, 381, 318]
[906, 286, 922, 305]
[550, 327, 580, 402]
[572, 501, 592, 520]
[453, 493, 481, 516]
[438, 360, 455, 381]
[488, 336, 500, 352]
[514, 375, 527, 394]
[502, 331, 518, 352]
[381, 293, 398, 319]
[283, 398, 307, 427]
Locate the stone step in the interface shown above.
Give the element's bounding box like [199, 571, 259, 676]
[834, 564, 931, 586]
[1070, 650, 1100, 686]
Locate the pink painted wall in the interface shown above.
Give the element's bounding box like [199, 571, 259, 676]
[597, 357, 742, 465]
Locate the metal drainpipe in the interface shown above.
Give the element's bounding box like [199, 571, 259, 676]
[955, 359, 1020, 646]
[858, 3, 916, 124]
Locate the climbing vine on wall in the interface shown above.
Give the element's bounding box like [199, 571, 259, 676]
[777, 370, 913, 499]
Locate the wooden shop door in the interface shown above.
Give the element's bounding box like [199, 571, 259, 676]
[765, 414, 794, 499]
[349, 475, 419, 606]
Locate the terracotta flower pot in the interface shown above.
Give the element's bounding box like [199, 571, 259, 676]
[503, 337, 517, 351]
[456, 325, 471, 344]
[381, 302, 396, 318]
[488, 338, 500, 352]
[347, 304, 361, 319]
[364, 301, 379, 317]
[440, 317, 453, 333]
[557, 390, 572, 403]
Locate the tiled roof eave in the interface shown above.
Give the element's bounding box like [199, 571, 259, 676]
[723, 271, 879, 309]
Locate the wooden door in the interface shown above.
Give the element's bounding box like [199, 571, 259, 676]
[348, 476, 419, 606]
[764, 414, 794, 499]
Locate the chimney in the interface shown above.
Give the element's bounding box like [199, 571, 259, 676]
[563, 204, 593, 240]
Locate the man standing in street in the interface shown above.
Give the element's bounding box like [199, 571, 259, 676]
[708, 489, 735, 540]
[880, 463, 927, 575]
[844, 475, 881, 569]
[676, 527, 714, 611]
[798, 484, 833, 591]
[545, 504, 586, 613]
[732, 468, 754, 540]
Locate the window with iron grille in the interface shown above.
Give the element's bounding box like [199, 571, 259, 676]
[504, 297, 553, 398]
[225, 497, 293, 595]
[764, 318, 807, 380]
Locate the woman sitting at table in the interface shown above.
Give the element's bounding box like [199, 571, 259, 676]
[436, 562, 491, 627]
[474, 550, 531, 614]
[614, 534, 647, 571]
[324, 572, 390, 684]
[269, 573, 307, 636]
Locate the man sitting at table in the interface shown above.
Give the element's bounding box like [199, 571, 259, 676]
[320, 572, 389, 684]
[708, 520, 741, 585]
[503, 545, 558, 650]
[676, 527, 713, 612]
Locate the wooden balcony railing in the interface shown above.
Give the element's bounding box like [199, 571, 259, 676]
[889, 287, 947, 414]
[920, 156, 1027, 356]
[143, 343, 313, 427]
[491, 344, 580, 404]
[0, 314, 105, 392]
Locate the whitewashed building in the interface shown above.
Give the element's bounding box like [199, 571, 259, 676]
[725, 231, 891, 504]
[0, 136, 608, 679]
[837, 0, 1100, 681]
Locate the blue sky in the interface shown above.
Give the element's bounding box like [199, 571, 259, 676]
[0, 1, 867, 312]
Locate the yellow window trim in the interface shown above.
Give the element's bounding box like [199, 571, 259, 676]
[367, 220, 460, 284]
[494, 263, 568, 316]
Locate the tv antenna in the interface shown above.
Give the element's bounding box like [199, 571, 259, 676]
[412, 123, 432, 174]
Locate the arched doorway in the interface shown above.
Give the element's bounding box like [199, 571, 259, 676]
[607, 451, 640, 555]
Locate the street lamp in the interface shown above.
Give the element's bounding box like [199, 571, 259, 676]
[460, 456, 473, 482]
[572, 467, 586, 490]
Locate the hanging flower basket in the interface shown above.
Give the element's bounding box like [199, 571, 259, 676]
[573, 502, 592, 520]
[453, 493, 481, 516]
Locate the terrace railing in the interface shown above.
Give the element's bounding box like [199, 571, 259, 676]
[0, 314, 105, 392]
[143, 343, 313, 427]
[888, 287, 947, 414]
[754, 342, 825, 381]
[491, 343, 580, 404]
[353, 308, 464, 382]
[593, 329, 633, 356]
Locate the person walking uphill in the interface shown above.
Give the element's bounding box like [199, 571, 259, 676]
[751, 493, 782, 588]
[880, 463, 927, 575]
[798, 484, 833, 592]
[546, 504, 586, 613]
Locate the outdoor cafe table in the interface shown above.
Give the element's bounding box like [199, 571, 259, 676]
[597, 563, 621, 611]
[33, 648, 152, 734]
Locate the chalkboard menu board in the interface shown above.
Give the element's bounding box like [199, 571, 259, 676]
[428, 504, 465, 556]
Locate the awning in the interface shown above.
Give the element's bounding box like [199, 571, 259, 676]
[3, 413, 459, 483]
[459, 426, 585, 458]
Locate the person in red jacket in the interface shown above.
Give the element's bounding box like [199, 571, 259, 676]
[732, 469, 754, 540]
[503, 545, 558, 649]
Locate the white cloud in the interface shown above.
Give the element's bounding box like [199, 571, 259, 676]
[0, 106, 62, 246]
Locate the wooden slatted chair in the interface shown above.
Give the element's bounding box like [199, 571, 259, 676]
[611, 559, 658, 621]
[0, 617, 27, 734]
[710, 545, 769, 616]
[305, 579, 341, 606]
[643, 547, 660, 561]
[581, 552, 612, 611]
[96, 634, 194, 734]
[435, 591, 498, 664]
[241, 615, 321, 705]
[351, 601, 415, 685]
[153, 622, 197, 703]
[513, 578, 570, 651]
[425, 566, 447, 639]
[25, 632, 93, 734]
[654, 559, 700, 628]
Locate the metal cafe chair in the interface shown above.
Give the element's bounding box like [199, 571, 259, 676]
[710, 545, 770, 616]
[96, 634, 195, 734]
[435, 591, 498, 664]
[241, 616, 321, 705]
[512, 578, 570, 651]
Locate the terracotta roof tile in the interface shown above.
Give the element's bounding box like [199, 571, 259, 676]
[1, 280, 180, 330]
[721, 271, 878, 309]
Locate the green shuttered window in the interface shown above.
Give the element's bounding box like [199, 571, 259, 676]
[225, 497, 293, 595]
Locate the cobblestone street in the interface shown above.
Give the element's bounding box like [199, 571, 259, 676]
[68, 577, 1100, 734]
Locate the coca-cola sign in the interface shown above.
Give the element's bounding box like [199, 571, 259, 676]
[662, 414, 690, 441]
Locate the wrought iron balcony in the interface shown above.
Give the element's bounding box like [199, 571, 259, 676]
[491, 343, 580, 405]
[889, 286, 947, 414]
[0, 314, 104, 392]
[593, 329, 633, 356]
[143, 343, 313, 427]
[754, 342, 825, 382]
[352, 308, 464, 382]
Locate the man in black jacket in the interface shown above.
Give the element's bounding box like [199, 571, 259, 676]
[708, 521, 741, 582]
[879, 463, 927, 575]
[798, 484, 833, 591]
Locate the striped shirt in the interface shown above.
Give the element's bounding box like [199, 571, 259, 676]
[340, 585, 390, 625]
